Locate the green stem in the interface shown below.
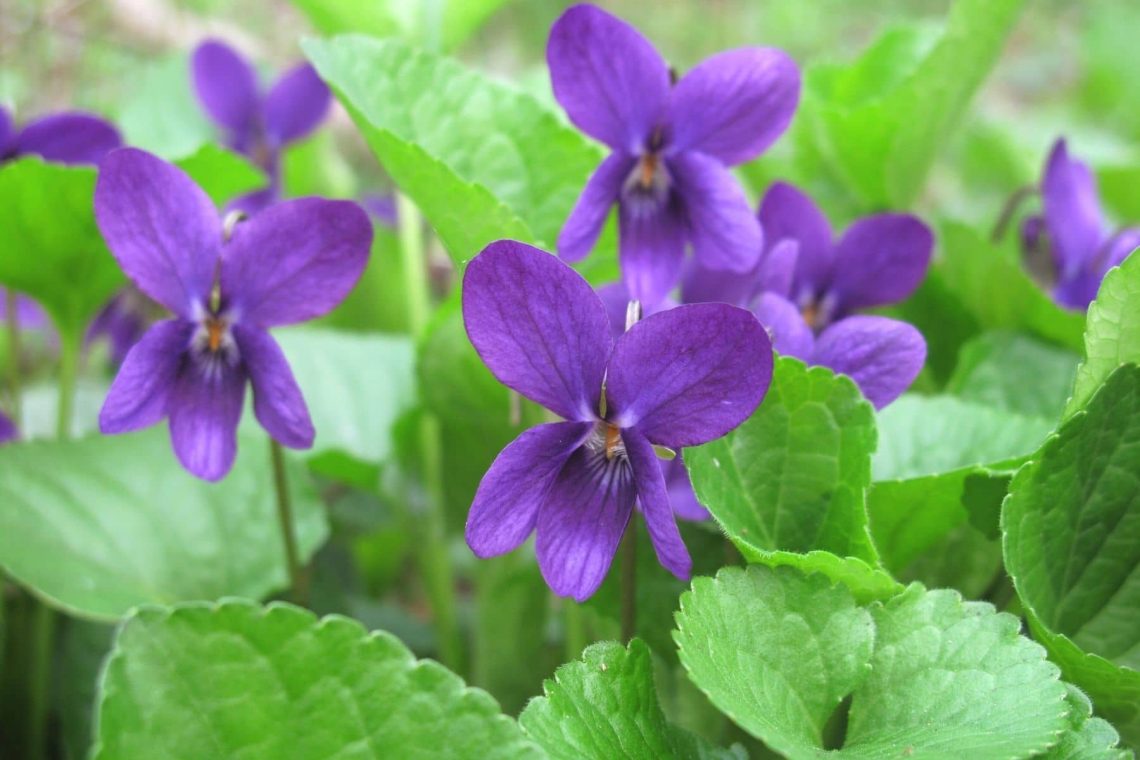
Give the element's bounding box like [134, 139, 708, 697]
[397, 193, 463, 673]
[22, 334, 80, 759]
[270, 440, 308, 607]
[991, 185, 1037, 244]
[620, 520, 637, 643]
[564, 599, 587, 661]
[6, 289, 22, 424]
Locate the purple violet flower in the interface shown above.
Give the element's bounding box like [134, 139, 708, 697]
[191, 39, 331, 214]
[1021, 138, 1140, 310]
[462, 240, 772, 600]
[93, 148, 371, 481]
[686, 181, 932, 409]
[0, 106, 121, 166]
[549, 4, 800, 307]
[85, 288, 157, 366]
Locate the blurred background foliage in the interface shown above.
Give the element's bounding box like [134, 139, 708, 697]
[3, 0, 1139, 228]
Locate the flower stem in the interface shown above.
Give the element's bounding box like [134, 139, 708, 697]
[990, 184, 1037, 244]
[22, 333, 80, 759]
[5, 289, 23, 423]
[270, 439, 308, 607]
[620, 519, 637, 643]
[397, 192, 463, 673]
[564, 599, 587, 661]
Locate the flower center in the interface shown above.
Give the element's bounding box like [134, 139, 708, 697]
[205, 315, 227, 353]
[801, 300, 823, 330]
[586, 421, 627, 462]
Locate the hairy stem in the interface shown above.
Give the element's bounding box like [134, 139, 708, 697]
[270, 439, 308, 606]
[991, 185, 1037, 244]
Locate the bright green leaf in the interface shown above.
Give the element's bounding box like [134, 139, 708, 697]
[1040, 685, 1128, 760]
[173, 144, 266, 207]
[0, 158, 124, 340]
[675, 566, 1069, 759]
[685, 358, 895, 600]
[937, 221, 1085, 351]
[868, 393, 1053, 572]
[303, 35, 607, 264]
[93, 599, 541, 759]
[0, 429, 327, 620]
[115, 54, 215, 158]
[1003, 364, 1140, 744]
[293, 0, 510, 53]
[946, 331, 1079, 419]
[520, 638, 741, 760]
[1065, 251, 1140, 417]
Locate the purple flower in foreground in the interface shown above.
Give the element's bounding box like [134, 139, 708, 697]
[686, 182, 931, 409]
[1021, 139, 1140, 310]
[0, 106, 121, 166]
[463, 240, 772, 600]
[550, 3, 800, 307]
[94, 148, 371, 481]
[191, 39, 331, 213]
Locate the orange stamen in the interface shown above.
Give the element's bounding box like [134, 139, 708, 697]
[604, 424, 622, 460]
[206, 317, 225, 352]
[801, 302, 821, 330]
[638, 154, 658, 189]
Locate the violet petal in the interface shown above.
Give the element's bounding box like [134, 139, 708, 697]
[625, 428, 692, 580]
[167, 353, 247, 481]
[94, 148, 221, 318]
[463, 240, 612, 422]
[233, 325, 314, 449]
[13, 112, 121, 166]
[191, 39, 260, 136]
[812, 315, 925, 409]
[618, 195, 686, 307]
[263, 63, 331, 146]
[758, 182, 833, 299]
[1042, 138, 1104, 277]
[547, 4, 670, 152]
[466, 421, 593, 558]
[99, 319, 193, 434]
[606, 302, 773, 448]
[535, 445, 636, 601]
[669, 47, 800, 166]
[753, 292, 814, 359]
[558, 153, 633, 263]
[829, 213, 933, 313]
[670, 151, 763, 273]
[222, 197, 372, 327]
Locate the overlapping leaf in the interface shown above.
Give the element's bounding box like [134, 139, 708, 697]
[1003, 364, 1140, 745]
[685, 358, 897, 602]
[675, 565, 1069, 759]
[0, 429, 327, 620]
[93, 599, 541, 759]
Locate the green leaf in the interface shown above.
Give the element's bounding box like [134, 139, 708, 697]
[519, 639, 740, 760]
[1065, 251, 1140, 417]
[303, 35, 607, 264]
[796, 0, 1025, 208]
[93, 599, 541, 759]
[0, 429, 327, 620]
[115, 53, 215, 158]
[868, 393, 1054, 573]
[685, 358, 896, 600]
[0, 158, 124, 340]
[937, 221, 1085, 351]
[946, 331, 1080, 419]
[675, 566, 1069, 759]
[268, 327, 416, 468]
[1040, 685, 1128, 760]
[173, 144, 266, 208]
[1003, 364, 1140, 744]
[293, 0, 510, 53]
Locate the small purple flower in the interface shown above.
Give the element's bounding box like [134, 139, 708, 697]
[0, 106, 121, 166]
[94, 148, 371, 481]
[360, 194, 399, 229]
[1021, 139, 1140, 310]
[686, 182, 931, 409]
[550, 4, 800, 307]
[86, 288, 157, 366]
[463, 240, 772, 600]
[191, 39, 331, 214]
[0, 410, 16, 445]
